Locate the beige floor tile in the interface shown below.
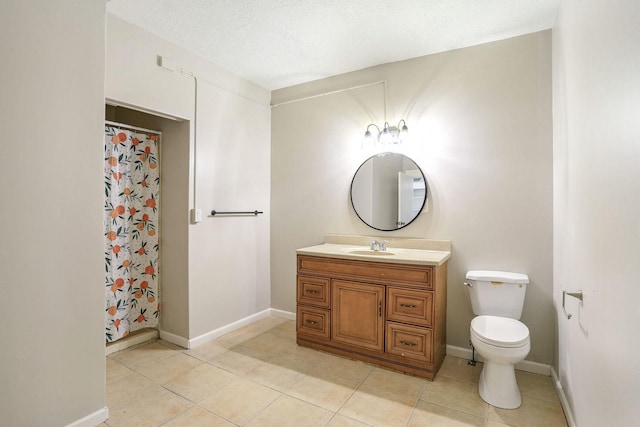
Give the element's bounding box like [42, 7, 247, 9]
[163, 363, 237, 402]
[325, 414, 372, 427]
[516, 370, 561, 403]
[161, 406, 234, 427]
[421, 375, 488, 418]
[242, 331, 298, 355]
[270, 319, 296, 337]
[245, 395, 334, 427]
[488, 394, 568, 427]
[408, 400, 485, 427]
[338, 384, 417, 427]
[287, 370, 360, 411]
[106, 388, 192, 427]
[185, 340, 230, 363]
[363, 367, 428, 399]
[438, 356, 483, 384]
[315, 354, 374, 382]
[245, 361, 306, 392]
[230, 343, 275, 362]
[250, 316, 289, 333]
[280, 344, 342, 366]
[130, 352, 202, 384]
[215, 329, 261, 349]
[106, 358, 134, 385]
[210, 347, 270, 375]
[102, 318, 568, 427]
[268, 347, 331, 373]
[156, 339, 185, 351]
[106, 370, 164, 409]
[198, 378, 281, 425]
[110, 341, 178, 368]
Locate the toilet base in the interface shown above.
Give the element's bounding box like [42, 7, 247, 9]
[478, 361, 521, 409]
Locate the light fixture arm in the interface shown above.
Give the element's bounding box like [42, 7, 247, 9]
[363, 120, 409, 147]
[364, 123, 380, 138]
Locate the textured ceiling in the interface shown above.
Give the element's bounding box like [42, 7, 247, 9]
[107, 0, 559, 90]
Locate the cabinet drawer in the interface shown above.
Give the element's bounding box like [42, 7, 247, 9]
[387, 287, 433, 327]
[386, 322, 433, 363]
[298, 255, 432, 288]
[297, 306, 331, 339]
[297, 275, 330, 308]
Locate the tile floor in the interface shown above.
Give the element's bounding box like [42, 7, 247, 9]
[101, 317, 568, 427]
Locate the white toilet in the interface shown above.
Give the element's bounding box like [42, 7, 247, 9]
[465, 270, 530, 409]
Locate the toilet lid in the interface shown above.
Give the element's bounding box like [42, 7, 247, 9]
[471, 315, 530, 348]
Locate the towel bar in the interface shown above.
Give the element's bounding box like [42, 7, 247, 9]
[210, 210, 263, 216]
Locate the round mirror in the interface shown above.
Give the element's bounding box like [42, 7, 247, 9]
[350, 152, 427, 231]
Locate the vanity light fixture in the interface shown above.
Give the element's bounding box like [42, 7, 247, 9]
[364, 120, 408, 146]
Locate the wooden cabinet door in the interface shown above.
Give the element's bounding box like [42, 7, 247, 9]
[331, 280, 384, 352]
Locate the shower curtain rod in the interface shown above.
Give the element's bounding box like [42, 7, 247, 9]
[105, 120, 162, 135]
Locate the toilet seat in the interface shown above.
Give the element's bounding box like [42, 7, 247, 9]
[471, 315, 529, 348]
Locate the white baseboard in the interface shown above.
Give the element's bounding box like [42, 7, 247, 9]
[65, 407, 108, 427]
[187, 308, 274, 349]
[159, 329, 190, 348]
[551, 367, 577, 427]
[446, 345, 551, 376]
[269, 308, 296, 320]
[159, 308, 296, 349]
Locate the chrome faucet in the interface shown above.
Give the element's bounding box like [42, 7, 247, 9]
[370, 240, 389, 251]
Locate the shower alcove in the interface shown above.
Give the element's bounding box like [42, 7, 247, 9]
[105, 103, 191, 353]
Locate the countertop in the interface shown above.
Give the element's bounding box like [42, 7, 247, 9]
[296, 236, 451, 267]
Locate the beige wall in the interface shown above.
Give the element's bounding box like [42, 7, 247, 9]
[553, 1, 640, 425]
[106, 15, 272, 339]
[0, 1, 106, 425]
[272, 32, 554, 364]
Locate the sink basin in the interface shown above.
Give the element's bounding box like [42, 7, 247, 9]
[344, 249, 395, 256]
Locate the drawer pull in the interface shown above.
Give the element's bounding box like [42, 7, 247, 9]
[305, 319, 319, 325]
[399, 303, 417, 308]
[305, 289, 320, 294]
[400, 340, 417, 347]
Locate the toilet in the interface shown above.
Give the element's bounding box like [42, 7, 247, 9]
[465, 270, 530, 409]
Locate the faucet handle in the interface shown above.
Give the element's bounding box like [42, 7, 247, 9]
[370, 240, 379, 251]
[380, 240, 389, 251]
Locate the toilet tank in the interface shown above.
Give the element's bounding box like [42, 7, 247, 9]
[465, 270, 529, 319]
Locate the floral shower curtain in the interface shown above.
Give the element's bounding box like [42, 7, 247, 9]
[104, 125, 160, 342]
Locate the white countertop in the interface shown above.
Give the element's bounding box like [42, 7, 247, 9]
[296, 235, 451, 266]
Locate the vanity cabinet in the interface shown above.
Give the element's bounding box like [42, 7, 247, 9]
[296, 254, 447, 380]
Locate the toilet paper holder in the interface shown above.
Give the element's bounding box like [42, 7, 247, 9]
[562, 290, 583, 319]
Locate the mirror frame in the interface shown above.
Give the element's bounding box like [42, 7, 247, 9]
[349, 152, 427, 231]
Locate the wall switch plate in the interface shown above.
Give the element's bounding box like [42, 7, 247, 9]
[190, 208, 202, 223]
